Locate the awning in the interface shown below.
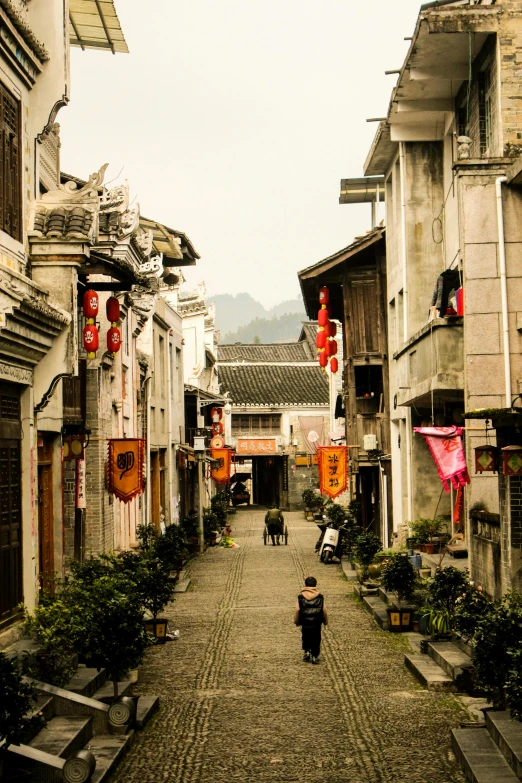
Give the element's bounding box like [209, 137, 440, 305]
[69, 1, 129, 54]
[339, 177, 385, 205]
[140, 217, 200, 265]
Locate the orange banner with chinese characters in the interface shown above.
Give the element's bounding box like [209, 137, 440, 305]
[211, 448, 231, 484]
[108, 439, 145, 503]
[318, 445, 348, 499]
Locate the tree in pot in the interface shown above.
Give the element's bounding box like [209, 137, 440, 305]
[203, 509, 220, 545]
[381, 553, 417, 631]
[410, 517, 446, 554]
[138, 556, 176, 643]
[136, 523, 159, 552]
[421, 566, 471, 638]
[302, 489, 318, 517]
[0, 652, 45, 775]
[65, 572, 151, 702]
[353, 532, 382, 582]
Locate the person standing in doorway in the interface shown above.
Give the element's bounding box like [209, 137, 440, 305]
[294, 576, 328, 664]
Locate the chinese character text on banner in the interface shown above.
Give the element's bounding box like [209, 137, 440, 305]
[211, 448, 231, 484]
[317, 445, 348, 499]
[108, 439, 145, 503]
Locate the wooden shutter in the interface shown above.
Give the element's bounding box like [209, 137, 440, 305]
[351, 280, 379, 354]
[0, 84, 21, 241]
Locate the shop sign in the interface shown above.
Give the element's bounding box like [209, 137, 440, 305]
[75, 458, 86, 509]
[211, 448, 231, 484]
[237, 439, 277, 455]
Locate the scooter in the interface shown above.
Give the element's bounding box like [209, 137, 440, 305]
[319, 525, 340, 564]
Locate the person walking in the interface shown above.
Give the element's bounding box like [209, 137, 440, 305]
[294, 576, 328, 664]
[265, 506, 284, 545]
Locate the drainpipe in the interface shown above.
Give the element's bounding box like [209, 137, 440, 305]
[399, 142, 408, 343]
[495, 176, 512, 406]
[144, 374, 152, 526]
[166, 340, 174, 526]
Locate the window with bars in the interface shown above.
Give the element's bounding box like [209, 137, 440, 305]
[478, 69, 493, 156]
[0, 84, 21, 241]
[231, 414, 281, 435]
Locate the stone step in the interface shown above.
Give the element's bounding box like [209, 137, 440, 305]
[67, 667, 107, 698]
[452, 727, 520, 783]
[485, 710, 522, 779]
[362, 594, 391, 631]
[87, 732, 135, 783]
[427, 640, 473, 679]
[135, 695, 160, 729]
[33, 694, 55, 722]
[404, 654, 456, 692]
[174, 577, 191, 593]
[92, 680, 133, 704]
[29, 715, 92, 758]
[341, 559, 358, 581]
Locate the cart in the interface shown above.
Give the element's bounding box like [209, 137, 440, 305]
[263, 517, 288, 545]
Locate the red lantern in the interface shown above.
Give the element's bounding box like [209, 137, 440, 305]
[212, 421, 224, 436]
[107, 327, 121, 353]
[319, 286, 329, 305]
[328, 339, 338, 356]
[326, 321, 337, 338]
[319, 351, 328, 368]
[330, 357, 339, 374]
[317, 308, 328, 327]
[106, 296, 120, 323]
[316, 330, 326, 349]
[211, 407, 223, 422]
[83, 324, 99, 356]
[83, 290, 99, 319]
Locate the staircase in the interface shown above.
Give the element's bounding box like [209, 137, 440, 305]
[5, 666, 159, 783]
[453, 710, 522, 783]
[405, 637, 481, 694]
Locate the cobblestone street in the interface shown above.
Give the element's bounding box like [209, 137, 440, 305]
[113, 511, 467, 783]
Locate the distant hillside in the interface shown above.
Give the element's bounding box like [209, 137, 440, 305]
[221, 312, 306, 344]
[210, 292, 305, 337]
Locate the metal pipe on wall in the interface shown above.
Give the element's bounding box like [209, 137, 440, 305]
[399, 142, 409, 343]
[495, 176, 512, 406]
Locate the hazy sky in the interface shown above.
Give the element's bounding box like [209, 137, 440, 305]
[60, 1, 421, 308]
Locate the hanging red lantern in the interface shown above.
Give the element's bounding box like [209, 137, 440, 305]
[326, 321, 337, 338]
[82, 290, 99, 319]
[319, 351, 328, 368]
[328, 339, 338, 356]
[316, 330, 326, 349]
[83, 324, 99, 357]
[212, 421, 224, 436]
[319, 286, 329, 305]
[330, 357, 339, 374]
[107, 326, 121, 353]
[317, 308, 328, 327]
[211, 407, 223, 422]
[106, 296, 120, 323]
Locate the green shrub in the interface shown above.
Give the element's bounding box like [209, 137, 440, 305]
[354, 532, 382, 578]
[302, 489, 322, 509]
[136, 524, 158, 551]
[0, 653, 44, 758]
[381, 553, 416, 603]
[409, 516, 447, 544]
[453, 587, 493, 642]
[474, 592, 522, 709]
[152, 524, 188, 569]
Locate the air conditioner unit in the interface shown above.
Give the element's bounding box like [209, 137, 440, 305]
[363, 434, 378, 452]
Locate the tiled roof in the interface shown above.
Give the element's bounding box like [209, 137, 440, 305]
[218, 342, 313, 363]
[299, 322, 319, 355]
[218, 364, 329, 406]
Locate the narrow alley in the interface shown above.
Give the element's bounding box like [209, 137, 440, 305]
[113, 511, 466, 783]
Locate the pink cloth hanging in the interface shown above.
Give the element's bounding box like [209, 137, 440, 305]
[413, 426, 470, 492]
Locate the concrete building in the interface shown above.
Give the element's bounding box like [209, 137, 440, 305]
[217, 329, 332, 509]
[299, 229, 392, 542]
[340, 0, 522, 595]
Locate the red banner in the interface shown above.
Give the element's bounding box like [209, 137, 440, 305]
[318, 445, 348, 499]
[211, 448, 231, 484]
[108, 439, 145, 503]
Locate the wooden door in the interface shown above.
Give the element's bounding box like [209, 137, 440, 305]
[37, 435, 54, 583]
[0, 439, 22, 623]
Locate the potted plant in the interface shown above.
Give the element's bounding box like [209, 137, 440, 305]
[152, 523, 188, 573]
[353, 531, 382, 582]
[420, 566, 470, 639]
[381, 553, 417, 631]
[136, 523, 159, 551]
[302, 489, 318, 520]
[203, 508, 220, 546]
[138, 556, 176, 643]
[410, 517, 446, 554]
[0, 652, 45, 778]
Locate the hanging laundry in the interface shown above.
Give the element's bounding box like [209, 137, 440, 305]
[431, 268, 461, 317]
[413, 426, 470, 492]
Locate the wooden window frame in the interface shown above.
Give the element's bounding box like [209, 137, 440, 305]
[0, 83, 22, 242]
[231, 413, 281, 436]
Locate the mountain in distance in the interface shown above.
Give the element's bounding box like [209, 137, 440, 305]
[210, 292, 306, 343]
[221, 312, 307, 344]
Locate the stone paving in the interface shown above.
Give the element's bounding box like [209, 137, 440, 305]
[112, 511, 467, 783]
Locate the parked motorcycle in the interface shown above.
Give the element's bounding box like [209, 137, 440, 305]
[317, 516, 347, 564]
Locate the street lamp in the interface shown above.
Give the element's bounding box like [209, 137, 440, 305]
[224, 401, 232, 415]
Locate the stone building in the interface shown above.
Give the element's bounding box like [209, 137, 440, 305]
[340, 0, 522, 596]
[217, 330, 331, 509]
[0, 0, 129, 629]
[299, 229, 392, 542]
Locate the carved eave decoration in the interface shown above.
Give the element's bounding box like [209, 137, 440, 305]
[0, 264, 71, 370]
[0, 0, 49, 88]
